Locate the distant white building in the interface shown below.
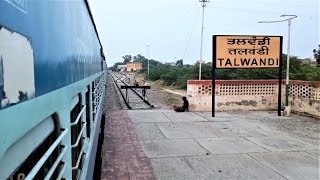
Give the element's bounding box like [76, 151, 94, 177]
[301, 56, 316, 64]
[117, 64, 127, 72]
[196, 59, 205, 64]
[165, 62, 176, 66]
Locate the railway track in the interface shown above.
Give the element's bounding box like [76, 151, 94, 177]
[111, 72, 154, 110]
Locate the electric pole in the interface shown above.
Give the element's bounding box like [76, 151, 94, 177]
[146, 45, 150, 81]
[198, 0, 210, 80]
[258, 15, 297, 116]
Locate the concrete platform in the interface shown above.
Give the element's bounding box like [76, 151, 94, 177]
[162, 112, 208, 122]
[195, 137, 269, 154]
[128, 111, 171, 123]
[103, 110, 320, 180]
[141, 139, 208, 158]
[150, 157, 199, 180]
[133, 123, 166, 140]
[195, 111, 238, 121]
[156, 122, 217, 139]
[185, 154, 287, 180]
[307, 150, 320, 158]
[249, 152, 320, 180]
[207, 121, 266, 138]
[247, 136, 319, 151]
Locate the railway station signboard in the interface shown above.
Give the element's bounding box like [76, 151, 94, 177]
[215, 35, 281, 68]
[212, 35, 283, 117]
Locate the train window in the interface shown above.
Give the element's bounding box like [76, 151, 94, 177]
[92, 81, 95, 120]
[6, 114, 63, 180]
[86, 86, 91, 138]
[70, 94, 85, 179]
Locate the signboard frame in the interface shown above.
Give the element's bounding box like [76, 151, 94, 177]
[212, 35, 283, 117]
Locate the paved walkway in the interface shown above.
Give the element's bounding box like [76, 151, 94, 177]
[101, 111, 154, 180]
[102, 110, 319, 180]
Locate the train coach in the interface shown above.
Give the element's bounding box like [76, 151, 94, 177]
[0, 0, 106, 179]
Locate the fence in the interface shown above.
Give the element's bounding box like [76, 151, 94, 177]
[187, 80, 320, 118]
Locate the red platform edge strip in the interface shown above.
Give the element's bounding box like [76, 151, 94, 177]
[187, 80, 320, 86]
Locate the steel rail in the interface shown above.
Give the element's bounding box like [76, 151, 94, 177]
[112, 73, 153, 107]
[110, 73, 132, 109]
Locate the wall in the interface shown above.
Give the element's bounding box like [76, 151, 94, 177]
[288, 81, 320, 117]
[187, 80, 320, 118]
[127, 63, 142, 72]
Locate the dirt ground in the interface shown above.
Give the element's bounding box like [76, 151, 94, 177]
[104, 72, 123, 112]
[131, 73, 185, 109]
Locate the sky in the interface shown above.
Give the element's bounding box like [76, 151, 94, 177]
[90, 0, 319, 66]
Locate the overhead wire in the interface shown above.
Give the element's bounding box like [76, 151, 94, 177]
[182, 7, 201, 61]
[171, 1, 199, 30]
[148, 2, 199, 61]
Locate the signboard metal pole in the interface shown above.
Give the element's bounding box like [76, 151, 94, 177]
[212, 36, 216, 117]
[212, 68, 216, 117]
[278, 37, 283, 116]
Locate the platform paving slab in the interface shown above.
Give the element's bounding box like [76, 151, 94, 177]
[231, 120, 285, 136]
[140, 139, 208, 158]
[246, 136, 319, 151]
[128, 111, 171, 123]
[206, 121, 266, 138]
[249, 152, 320, 180]
[195, 111, 238, 121]
[228, 111, 289, 120]
[150, 157, 200, 180]
[156, 122, 217, 139]
[195, 137, 269, 154]
[133, 123, 166, 140]
[185, 154, 287, 180]
[162, 112, 208, 122]
[306, 150, 320, 158]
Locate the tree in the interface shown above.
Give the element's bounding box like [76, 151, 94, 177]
[108, 62, 123, 71]
[133, 54, 147, 62]
[313, 44, 320, 65]
[175, 59, 183, 66]
[133, 54, 148, 68]
[132, 54, 162, 69]
[122, 55, 132, 64]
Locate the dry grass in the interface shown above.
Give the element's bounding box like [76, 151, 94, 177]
[130, 73, 184, 109]
[161, 90, 181, 106]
